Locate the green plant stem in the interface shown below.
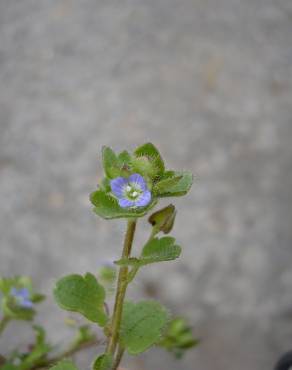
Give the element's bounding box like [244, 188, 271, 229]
[127, 227, 157, 283]
[31, 338, 100, 370]
[111, 345, 124, 370]
[106, 219, 137, 365]
[0, 316, 10, 336]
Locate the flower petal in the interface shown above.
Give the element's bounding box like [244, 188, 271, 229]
[134, 190, 151, 207]
[110, 177, 128, 198]
[119, 198, 135, 208]
[19, 288, 30, 299]
[129, 173, 147, 191]
[21, 299, 33, 309]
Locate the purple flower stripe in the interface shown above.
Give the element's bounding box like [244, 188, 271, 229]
[109, 173, 151, 208]
[119, 198, 135, 208]
[135, 190, 151, 207]
[110, 177, 128, 197]
[128, 173, 147, 191]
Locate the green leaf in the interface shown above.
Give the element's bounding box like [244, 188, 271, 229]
[90, 189, 157, 220]
[155, 171, 193, 197]
[115, 237, 181, 268]
[6, 325, 52, 370]
[0, 276, 44, 321]
[50, 360, 78, 370]
[54, 273, 107, 326]
[92, 354, 112, 370]
[141, 237, 181, 264]
[30, 293, 46, 303]
[148, 204, 176, 234]
[158, 317, 199, 358]
[120, 301, 169, 355]
[152, 176, 183, 196]
[102, 146, 121, 179]
[133, 143, 165, 177]
[0, 365, 18, 370]
[118, 150, 131, 166]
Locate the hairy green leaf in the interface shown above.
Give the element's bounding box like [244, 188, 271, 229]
[102, 146, 121, 179]
[133, 143, 165, 177]
[141, 237, 181, 264]
[156, 171, 193, 197]
[120, 301, 169, 355]
[90, 189, 157, 219]
[158, 317, 199, 358]
[152, 176, 183, 196]
[54, 273, 107, 326]
[115, 237, 181, 268]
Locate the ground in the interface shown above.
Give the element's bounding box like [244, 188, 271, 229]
[0, 0, 292, 369]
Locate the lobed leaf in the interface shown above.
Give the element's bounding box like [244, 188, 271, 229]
[54, 273, 107, 326]
[152, 175, 183, 196]
[140, 237, 181, 264]
[90, 189, 157, 220]
[133, 143, 165, 177]
[120, 300, 169, 355]
[155, 171, 193, 197]
[115, 237, 181, 268]
[102, 146, 121, 179]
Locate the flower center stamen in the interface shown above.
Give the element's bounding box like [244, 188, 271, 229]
[124, 183, 141, 200]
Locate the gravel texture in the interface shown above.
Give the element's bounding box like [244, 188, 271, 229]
[0, 0, 292, 369]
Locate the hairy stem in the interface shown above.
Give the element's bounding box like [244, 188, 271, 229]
[106, 219, 137, 366]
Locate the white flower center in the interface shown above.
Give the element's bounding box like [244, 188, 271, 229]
[124, 182, 142, 200]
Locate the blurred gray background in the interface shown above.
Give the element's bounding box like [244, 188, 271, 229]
[0, 0, 292, 369]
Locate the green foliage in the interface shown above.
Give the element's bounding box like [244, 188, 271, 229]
[98, 264, 117, 296]
[158, 318, 199, 358]
[91, 144, 193, 220]
[116, 236, 181, 268]
[0, 326, 51, 370]
[0, 143, 195, 370]
[19, 326, 51, 369]
[154, 171, 193, 197]
[148, 204, 176, 234]
[49, 360, 78, 370]
[133, 143, 165, 177]
[102, 147, 131, 179]
[120, 301, 169, 355]
[90, 189, 157, 219]
[0, 277, 44, 321]
[152, 175, 183, 195]
[141, 237, 181, 264]
[0, 365, 18, 370]
[92, 354, 112, 370]
[54, 273, 107, 326]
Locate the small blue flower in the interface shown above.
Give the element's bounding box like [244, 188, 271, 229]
[10, 287, 33, 309]
[110, 173, 151, 208]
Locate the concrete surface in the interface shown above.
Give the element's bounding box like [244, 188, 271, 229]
[0, 0, 292, 369]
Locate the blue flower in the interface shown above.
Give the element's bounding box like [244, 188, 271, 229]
[10, 287, 33, 309]
[110, 173, 151, 208]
